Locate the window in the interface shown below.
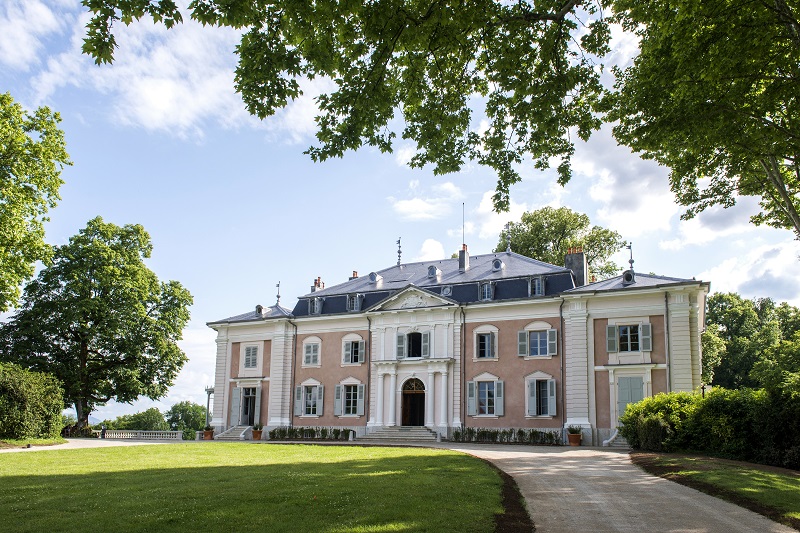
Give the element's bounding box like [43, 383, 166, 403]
[492, 259, 504, 271]
[396, 331, 430, 359]
[309, 297, 323, 315]
[304, 342, 320, 366]
[346, 294, 363, 312]
[530, 277, 544, 296]
[526, 377, 556, 416]
[294, 384, 324, 416]
[343, 340, 365, 364]
[427, 265, 440, 278]
[606, 324, 652, 353]
[467, 379, 504, 416]
[517, 329, 557, 357]
[243, 345, 258, 368]
[476, 332, 496, 358]
[479, 282, 493, 301]
[334, 383, 365, 416]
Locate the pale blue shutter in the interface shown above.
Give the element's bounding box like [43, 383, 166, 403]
[606, 325, 618, 352]
[641, 323, 652, 351]
[357, 384, 365, 415]
[294, 386, 302, 416]
[230, 387, 241, 425]
[396, 333, 405, 359]
[547, 329, 558, 356]
[527, 381, 537, 416]
[358, 341, 366, 362]
[547, 379, 556, 416]
[317, 385, 324, 414]
[254, 385, 262, 425]
[334, 385, 342, 416]
[518, 331, 528, 357]
[467, 381, 476, 415]
[495, 381, 504, 416]
[344, 342, 352, 363]
[304, 344, 311, 365]
[422, 332, 430, 358]
[490, 332, 496, 358]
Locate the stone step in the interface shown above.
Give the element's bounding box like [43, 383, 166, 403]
[358, 427, 439, 441]
[215, 425, 250, 441]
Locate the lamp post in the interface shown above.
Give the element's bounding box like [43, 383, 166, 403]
[205, 386, 214, 427]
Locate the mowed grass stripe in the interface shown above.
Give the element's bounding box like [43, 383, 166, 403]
[0, 444, 503, 532]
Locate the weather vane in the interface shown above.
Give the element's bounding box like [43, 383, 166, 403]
[504, 222, 512, 252]
[276, 281, 281, 306]
[397, 237, 402, 266]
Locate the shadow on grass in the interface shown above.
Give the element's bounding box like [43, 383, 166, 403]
[0, 447, 503, 533]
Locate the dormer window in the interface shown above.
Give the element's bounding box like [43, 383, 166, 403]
[369, 272, 382, 283]
[479, 282, 493, 301]
[346, 293, 363, 312]
[427, 265, 441, 278]
[492, 259, 504, 271]
[309, 297, 323, 315]
[530, 277, 544, 296]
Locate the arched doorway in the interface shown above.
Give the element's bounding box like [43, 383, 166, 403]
[402, 378, 425, 426]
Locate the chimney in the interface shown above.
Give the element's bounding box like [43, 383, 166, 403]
[565, 246, 588, 287]
[458, 244, 470, 272]
[349, 270, 359, 281]
[310, 277, 325, 293]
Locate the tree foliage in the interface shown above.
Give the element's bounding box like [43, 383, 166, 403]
[79, 1, 800, 238]
[115, 407, 169, 431]
[0, 92, 71, 312]
[610, 0, 800, 239]
[494, 206, 625, 279]
[706, 292, 800, 390]
[0, 362, 64, 440]
[0, 217, 193, 427]
[165, 400, 206, 433]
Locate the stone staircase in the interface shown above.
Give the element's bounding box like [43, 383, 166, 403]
[358, 426, 439, 442]
[215, 425, 250, 441]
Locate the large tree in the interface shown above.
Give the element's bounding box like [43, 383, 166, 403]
[0, 93, 71, 311]
[494, 206, 625, 279]
[80, 1, 800, 239]
[0, 217, 193, 427]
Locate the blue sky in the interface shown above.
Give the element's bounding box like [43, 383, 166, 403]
[3, 1, 799, 421]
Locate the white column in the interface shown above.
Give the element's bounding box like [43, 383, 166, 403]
[440, 370, 449, 430]
[376, 372, 385, 426]
[425, 371, 435, 427]
[388, 372, 397, 426]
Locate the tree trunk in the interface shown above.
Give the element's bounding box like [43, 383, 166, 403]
[759, 156, 800, 240]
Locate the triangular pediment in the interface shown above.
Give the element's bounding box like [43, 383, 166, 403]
[368, 285, 456, 312]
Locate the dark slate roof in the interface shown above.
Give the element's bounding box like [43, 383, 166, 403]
[208, 304, 293, 326]
[564, 272, 701, 294]
[300, 251, 571, 298]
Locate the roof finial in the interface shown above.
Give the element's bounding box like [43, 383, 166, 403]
[397, 237, 402, 266]
[626, 242, 634, 271]
[504, 221, 512, 253]
[276, 281, 281, 306]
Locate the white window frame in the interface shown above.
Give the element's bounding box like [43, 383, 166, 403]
[525, 372, 557, 418]
[302, 336, 321, 367]
[346, 294, 363, 312]
[606, 322, 652, 353]
[342, 333, 365, 365]
[529, 276, 544, 297]
[395, 330, 431, 359]
[479, 282, 493, 301]
[334, 378, 365, 417]
[309, 297, 323, 315]
[467, 373, 504, 417]
[517, 321, 558, 358]
[473, 324, 499, 360]
[294, 379, 323, 418]
[242, 344, 259, 370]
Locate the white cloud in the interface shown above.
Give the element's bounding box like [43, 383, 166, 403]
[475, 190, 528, 240]
[414, 239, 446, 261]
[395, 145, 416, 166]
[659, 200, 760, 250]
[447, 221, 475, 239]
[0, 1, 65, 71]
[698, 240, 800, 307]
[388, 181, 464, 220]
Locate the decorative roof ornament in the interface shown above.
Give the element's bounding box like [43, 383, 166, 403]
[627, 242, 635, 272]
[622, 242, 636, 286]
[276, 281, 281, 306]
[397, 237, 402, 266]
[504, 222, 512, 253]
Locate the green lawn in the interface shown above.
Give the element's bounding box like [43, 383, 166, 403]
[632, 452, 800, 529]
[0, 437, 67, 449]
[0, 443, 503, 532]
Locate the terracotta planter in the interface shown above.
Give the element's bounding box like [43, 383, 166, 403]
[203, 430, 214, 440]
[567, 433, 581, 446]
[252, 429, 263, 441]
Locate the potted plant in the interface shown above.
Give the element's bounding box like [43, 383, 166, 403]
[567, 425, 582, 446]
[203, 425, 214, 440]
[252, 423, 263, 441]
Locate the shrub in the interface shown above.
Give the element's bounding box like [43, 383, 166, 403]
[619, 391, 701, 450]
[0, 362, 64, 440]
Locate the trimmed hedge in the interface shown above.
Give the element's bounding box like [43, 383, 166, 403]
[0, 362, 64, 440]
[268, 426, 353, 441]
[619, 389, 800, 469]
[451, 427, 562, 445]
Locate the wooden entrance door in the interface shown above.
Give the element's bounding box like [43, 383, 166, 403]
[401, 378, 425, 426]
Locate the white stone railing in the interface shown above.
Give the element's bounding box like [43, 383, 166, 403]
[97, 430, 183, 440]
